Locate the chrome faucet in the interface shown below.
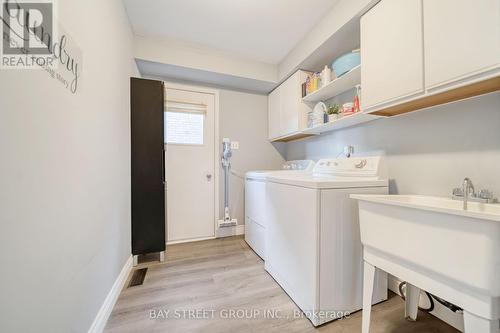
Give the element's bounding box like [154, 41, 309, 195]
[452, 177, 496, 209]
[462, 178, 474, 210]
[337, 145, 354, 158]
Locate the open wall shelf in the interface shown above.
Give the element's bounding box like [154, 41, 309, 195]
[270, 131, 317, 143]
[302, 111, 378, 135]
[303, 65, 361, 103]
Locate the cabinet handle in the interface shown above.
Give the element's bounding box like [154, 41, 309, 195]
[162, 149, 165, 184]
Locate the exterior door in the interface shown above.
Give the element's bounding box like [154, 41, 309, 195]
[165, 87, 216, 243]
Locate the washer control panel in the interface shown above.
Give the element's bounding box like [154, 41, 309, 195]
[313, 156, 384, 178]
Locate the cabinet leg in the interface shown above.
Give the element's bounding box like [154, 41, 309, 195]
[133, 255, 138, 267]
[464, 312, 500, 333]
[159, 251, 165, 262]
[362, 261, 376, 333]
[405, 283, 421, 321]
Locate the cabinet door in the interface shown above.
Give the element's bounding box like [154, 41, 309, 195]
[279, 72, 299, 136]
[361, 0, 425, 110]
[268, 87, 281, 139]
[424, 0, 500, 90]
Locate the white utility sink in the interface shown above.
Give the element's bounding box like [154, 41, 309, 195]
[351, 194, 500, 333]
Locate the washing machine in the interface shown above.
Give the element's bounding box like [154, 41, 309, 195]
[265, 156, 389, 326]
[244, 160, 315, 260]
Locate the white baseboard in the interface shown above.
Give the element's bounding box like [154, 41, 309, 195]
[388, 274, 464, 332]
[216, 224, 245, 238]
[167, 236, 216, 245]
[88, 255, 132, 333]
[166, 226, 245, 245]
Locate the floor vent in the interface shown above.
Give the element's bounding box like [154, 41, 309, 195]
[128, 268, 148, 287]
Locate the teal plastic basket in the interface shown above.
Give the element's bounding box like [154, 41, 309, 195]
[332, 51, 361, 77]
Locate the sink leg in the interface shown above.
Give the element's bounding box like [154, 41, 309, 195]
[405, 283, 421, 321]
[464, 312, 500, 333]
[362, 261, 376, 333]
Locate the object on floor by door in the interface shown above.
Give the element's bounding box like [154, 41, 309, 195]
[218, 138, 237, 228]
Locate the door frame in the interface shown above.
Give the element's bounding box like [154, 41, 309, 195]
[163, 81, 220, 244]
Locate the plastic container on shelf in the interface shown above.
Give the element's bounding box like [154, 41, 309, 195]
[321, 65, 331, 87]
[342, 102, 355, 116]
[332, 50, 361, 77]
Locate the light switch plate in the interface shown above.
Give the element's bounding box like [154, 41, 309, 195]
[230, 141, 239, 150]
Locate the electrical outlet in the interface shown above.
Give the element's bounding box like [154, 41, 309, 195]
[230, 141, 239, 150]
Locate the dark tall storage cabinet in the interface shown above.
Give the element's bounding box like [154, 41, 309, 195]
[130, 78, 165, 262]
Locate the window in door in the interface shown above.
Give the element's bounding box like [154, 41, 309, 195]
[164, 100, 206, 145]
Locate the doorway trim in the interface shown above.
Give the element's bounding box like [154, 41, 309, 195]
[163, 81, 220, 245]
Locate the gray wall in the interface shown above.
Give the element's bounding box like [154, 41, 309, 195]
[218, 89, 286, 226]
[0, 0, 137, 332]
[287, 92, 500, 197]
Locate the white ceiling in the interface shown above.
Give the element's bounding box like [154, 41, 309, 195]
[123, 0, 339, 64]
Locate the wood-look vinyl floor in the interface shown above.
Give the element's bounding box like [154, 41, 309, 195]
[105, 236, 460, 333]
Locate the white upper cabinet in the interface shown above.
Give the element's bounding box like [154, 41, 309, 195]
[268, 88, 281, 140]
[361, 0, 499, 115]
[423, 0, 500, 90]
[268, 70, 310, 140]
[361, 0, 425, 110]
[279, 73, 299, 136]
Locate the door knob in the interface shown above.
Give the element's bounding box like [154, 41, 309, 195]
[206, 174, 212, 181]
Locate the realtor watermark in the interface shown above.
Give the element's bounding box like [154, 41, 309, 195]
[1, 0, 54, 65]
[1, 0, 82, 93]
[2, 1, 53, 53]
[149, 308, 351, 321]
